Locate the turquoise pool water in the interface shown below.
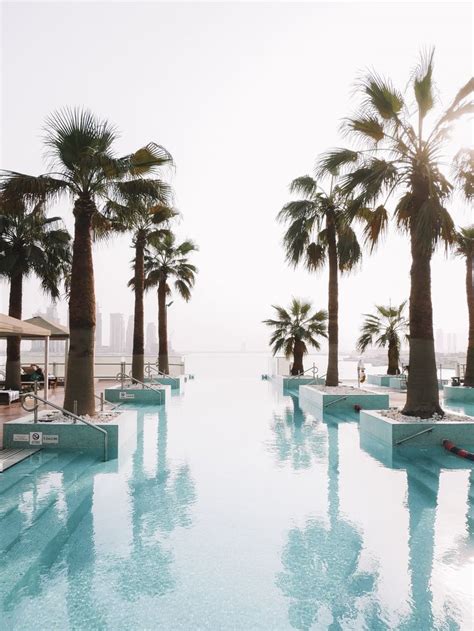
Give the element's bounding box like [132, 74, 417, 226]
[0, 370, 473, 630]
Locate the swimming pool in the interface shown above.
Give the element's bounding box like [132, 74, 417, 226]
[0, 371, 472, 630]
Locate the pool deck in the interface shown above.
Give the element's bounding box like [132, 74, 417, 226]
[0, 380, 115, 449]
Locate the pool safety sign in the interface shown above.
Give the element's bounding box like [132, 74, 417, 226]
[13, 434, 29, 442]
[43, 435, 59, 445]
[119, 392, 135, 400]
[29, 431, 43, 445]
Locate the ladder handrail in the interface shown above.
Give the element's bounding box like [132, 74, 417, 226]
[324, 395, 348, 408]
[395, 427, 433, 445]
[20, 392, 108, 461]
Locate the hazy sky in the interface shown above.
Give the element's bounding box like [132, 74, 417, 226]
[1, 1, 473, 353]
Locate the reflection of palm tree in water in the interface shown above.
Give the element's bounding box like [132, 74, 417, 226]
[117, 407, 196, 600]
[397, 456, 461, 630]
[277, 422, 379, 630]
[269, 394, 326, 470]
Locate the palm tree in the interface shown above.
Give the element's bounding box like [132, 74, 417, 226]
[104, 185, 177, 382]
[0, 108, 173, 414]
[318, 52, 473, 416]
[144, 234, 198, 374]
[278, 178, 361, 384]
[454, 227, 474, 386]
[357, 301, 408, 375]
[263, 298, 328, 375]
[0, 194, 71, 390]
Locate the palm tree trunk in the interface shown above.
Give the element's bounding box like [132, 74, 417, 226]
[64, 196, 96, 415]
[402, 231, 442, 417]
[131, 234, 145, 382]
[291, 339, 304, 375]
[5, 272, 23, 390]
[158, 279, 169, 374]
[464, 255, 474, 386]
[387, 340, 400, 375]
[326, 215, 339, 386]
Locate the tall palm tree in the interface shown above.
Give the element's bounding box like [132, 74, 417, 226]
[454, 227, 474, 386]
[263, 298, 328, 375]
[278, 178, 361, 384]
[144, 234, 198, 374]
[104, 185, 177, 382]
[0, 108, 173, 414]
[357, 301, 408, 375]
[318, 52, 473, 416]
[0, 194, 71, 390]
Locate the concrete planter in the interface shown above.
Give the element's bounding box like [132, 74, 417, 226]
[299, 385, 389, 413]
[273, 375, 325, 391]
[443, 385, 474, 402]
[104, 384, 170, 405]
[3, 409, 137, 460]
[367, 374, 393, 387]
[144, 375, 185, 390]
[360, 409, 474, 448]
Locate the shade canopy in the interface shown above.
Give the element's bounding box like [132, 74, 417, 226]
[0, 313, 51, 339]
[24, 316, 69, 340]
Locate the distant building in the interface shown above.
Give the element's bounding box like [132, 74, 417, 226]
[125, 315, 133, 353]
[435, 329, 444, 354]
[31, 305, 63, 353]
[145, 322, 158, 355]
[447, 332, 457, 354]
[96, 304, 103, 349]
[110, 313, 125, 353]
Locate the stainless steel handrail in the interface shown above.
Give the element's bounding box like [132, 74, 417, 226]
[20, 392, 108, 461]
[324, 395, 348, 408]
[395, 427, 433, 445]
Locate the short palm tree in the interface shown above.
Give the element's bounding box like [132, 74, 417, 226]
[357, 302, 408, 375]
[0, 194, 71, 389]
[263, 299, 328, 375]
[454, 227, 474, 387]
[278, 177, 361, 385]
[144, 234, 198, 374]
[104, 185, 177, 382]
[318, 51, 473, 417]
[0, 108, 173, 414]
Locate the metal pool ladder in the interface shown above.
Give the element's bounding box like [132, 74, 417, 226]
[20, 392, 109, 462]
